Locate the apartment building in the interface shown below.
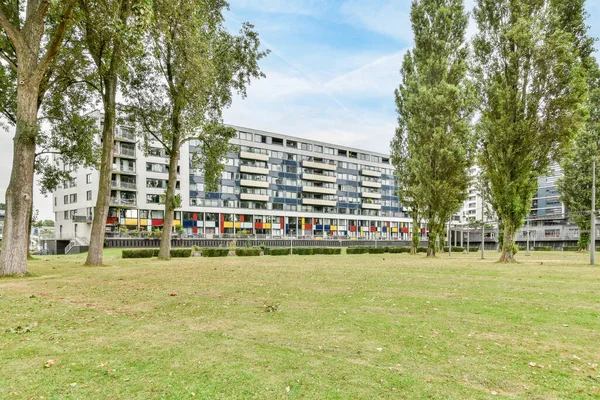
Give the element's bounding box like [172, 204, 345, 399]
[52, 116, 416, 241]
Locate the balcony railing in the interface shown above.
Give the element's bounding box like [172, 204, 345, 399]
[110, 197, 137, 206]
[115, 146, 136, 157]
[113, 164, 136, 173]
[72, 215, 93, 223]
[116, 129, 135, 141]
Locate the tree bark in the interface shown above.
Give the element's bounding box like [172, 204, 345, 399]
[1, 81, 38, 275]
[427, 229, 437, 257]
[410, 212, 420, 255]
[499, 223, 517, 262]
[158, 137, 180, 260]
[85, 76, 117, 266]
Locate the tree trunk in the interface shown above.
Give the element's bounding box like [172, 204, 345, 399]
[1, 81, 38, 275]
[499, 223, 517, 262]
[410, 212, 419, 255]
[427, 230, 437, 257]
[158, 139, 180, 260]
[27, 203, 34, 260]
[85, 76, 117, 266]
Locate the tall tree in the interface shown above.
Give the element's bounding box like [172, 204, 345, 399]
[391, 0, 474, 257]
[473, 0, 589, 262]
[558, 58, 600, 251]
[0, 0, 77, 275]
[77, 0, 149, 267]
[126, 0, 267, 260]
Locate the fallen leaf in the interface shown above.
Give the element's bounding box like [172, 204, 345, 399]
[376, 348, 383, 352]
[285, 386, 290, 393]
[528, 362, 537, 367]
[44, 360, 56, 368]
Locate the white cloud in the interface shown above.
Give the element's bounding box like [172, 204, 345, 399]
[227, 0, 333, 17]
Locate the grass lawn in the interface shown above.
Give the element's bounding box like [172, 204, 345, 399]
[1, 250, 599, 399]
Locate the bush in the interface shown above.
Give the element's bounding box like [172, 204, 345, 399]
[416, 247, 427, 253]
[387, 247, 411, 253]
[235, 248, 261, 256]
[313, 247, 342, 255]
[122, 249, 154, 258]
[292, 247, 313, 255]
[170, 249, 192, 258]
[367, 247, 386, 254]
[443, 246, 465, 253]
[533, 246, 553, 251]
[562, 246, 580, 251]
[202, 248, 229, 257]
[152, 249, 160, 256]
[268, 248, 290, 256]
[467, 247, 479, 252]
[346, 247, 369, 254]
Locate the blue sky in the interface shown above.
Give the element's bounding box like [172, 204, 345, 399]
[222, 0, 600, 154]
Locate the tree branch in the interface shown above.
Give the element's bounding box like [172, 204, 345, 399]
[35, 0, 77, 80]
[0, 48, 17, 72]
[0, 3, 22, 50]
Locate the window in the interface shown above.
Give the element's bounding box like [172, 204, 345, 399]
[324, 147, 336, 155]
[139, 210, 150, 219]
[238, 131, 252, 141]
[64, 210, 69, 219]
[54, 197, 57, 206]
[254, 134, 267, 143]
[146, 194, 160, 204]
[64, 195, 68, 204]
[146, 162, 165, 173]
[300, 142, 312, 151]
[86, 173, 92, 184]
[86, 191, 92, 201]
[271, 151, 284, 159]
[70, 178, 77, 188]
[287, 140, 297, 149]
[70, 194, 77, 203]
[151, 210, 164, 219]
[149, 147, 164, 157]
[314, 145, 323, 153]
[272, 137, 284, 146]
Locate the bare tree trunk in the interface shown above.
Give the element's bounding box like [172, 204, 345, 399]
[158, 138, 180, 260]
[499, 223, 517, 263]
[85, 76, 117, 266]
[410, 212, 420, 255]
[427, 229, 437, 257]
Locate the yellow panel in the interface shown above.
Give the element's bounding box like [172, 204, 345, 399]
[173, 220, 181, 226]
[125, 218, 137, 226]
[140, 219, 148, 226]
[351, 237, 357, 240]
[392, 227, 398, 233]
[263, 223, 271, 229]
[235, 222, 241, 228]
[223, 221, 233, 228]
[330, 226, 337, 231]
[316, 237, 323, 240]
[361, 226, 368, 232]
[302, 218, 305, 224]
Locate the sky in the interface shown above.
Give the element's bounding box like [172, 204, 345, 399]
[1, 0, 600, 219]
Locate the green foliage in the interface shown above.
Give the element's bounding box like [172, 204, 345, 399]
[122, 249, 154, 258]
[292, 248, 313, 256]
[416, 247, 428, 253]
[563, 246, 580, 252]
[443, 246, 465, 253]
[170, 249, 192, 258]
[346, 247, 369, 255]
[312, 248, 342, 255]
[533, 246, 553, 252]
[387, 247, 411, 253]
[267, 248, 290, 256]
[558, 59, 600, 251]
[366, 247, 386, 254]
[202, 248, 229, 257]
[391, 0, 474, 257]
[235, 248, 261, 257]
[473, 0, 589, 261]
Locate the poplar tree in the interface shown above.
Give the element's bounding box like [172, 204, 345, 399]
[473, 0, 589, 262]
[126, 0, 267, 260]
[391, 0, 474, 257]
[558, 58, 600, 251]
[0, 0, 77, 275]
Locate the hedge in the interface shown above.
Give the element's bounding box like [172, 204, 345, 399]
[235, 248, 261, 256]
[467, 247, 479, 252]
[312, 247, 342, 255]
[416, 247, 427, 253]
[292, 248, 313, 255]
[268, 248, 291, 256]
[442, 246, 465, 253]
[387, 247, 411, 253]
[533, 246, 553, 251]
[563, 246, 580, 252]
[202, 248, 229, 257]
[367, 247, 386, 254]
[122, 249, 154, 258]
[170, 249, 192, 258]
[346, 247, 369, 254]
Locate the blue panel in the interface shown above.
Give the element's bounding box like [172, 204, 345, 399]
[324, 225, 330, 230]
[316, 225, 323, 230]
[183, 220, 194, 228]
[206, 192, 220, 199]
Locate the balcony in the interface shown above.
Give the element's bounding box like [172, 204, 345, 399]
[111, 180, 137, 190]
[72, 215, 93, 223]
[360, 191, 382, 199]
[113, 164, 136, 174]
[240, 165, 269, 175]
[362, 180, 381, 189]
[115, 129, 136, 142]
[240, 179, 269, 189]
[361, 169, 381, 178]
[302, 160, 336, 171]
[240, 193, 269, 202]
[302, 172, 336, 184]
[302, 186, 336, 195]
[302, 198, 337, 207]
[110, 197, 137, 208]
[361, 203, 381, 210]
[114, 146, 136, 158]
[240, 150, 269, 162]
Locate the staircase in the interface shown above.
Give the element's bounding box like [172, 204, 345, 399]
[65, 237, 90, 255]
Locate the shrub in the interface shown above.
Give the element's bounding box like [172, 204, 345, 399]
[122, 249, 154, 258]
[170, 249, 192, 258]
[387, 247, 411, 253]
[416, 247, 427, 253]
[312, 247, 341, 255]
[202, 248, 229, 257]
[292, 247, 313, 255]
[152, 249, 160, 257]
[467, 247, 479, 252]
[562, 246, 580, 251]
[346, 247, 369, 254]
[533, 246, 553, 251]
[268, 248, 290, 256]
[367, 247, 386, 254]
[235, 248, 261, 256]
[443, 246, 465, 253]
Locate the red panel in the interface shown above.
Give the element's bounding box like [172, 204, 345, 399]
[349, 226, 357, 232]
[152, 219, 163, 226]
[240, 215, 244, 222]
[193, 213, 198, 221]
[370, 226, 377, 232]
[386, 221, 390, 227]
[401, 227, 409, 233]
[106, 217, 118, 224]
[280, 217, 284, 226]
[305, 224, 313, 230]
[193, 226, 198, 234]
[314, 218, 317, 224]
[421, 228, 427, 233]
[255, 222, 263, 229]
